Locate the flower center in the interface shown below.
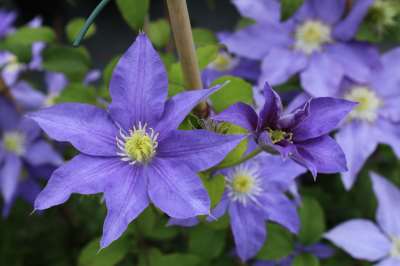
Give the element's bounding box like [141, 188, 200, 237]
[4, 54, 21, 73]
[390, 237, 400, 258]
[267, 128, 293, 144]
[226, 164, 262, 205]
[116, 122, 158, 165]
[294, 20, 332, 55]
[3, 131, 25, 155]
[208, 51, 238, 71]
[344, 86, 382, 122]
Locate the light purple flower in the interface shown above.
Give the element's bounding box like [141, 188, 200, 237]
[27, 33, 243, 248]
[213, 82, 355, 177]
[170, 153, 306, 262]
[0, 97, 62, 217]
[325, 172, 400, 265]
[223, 0, 380, 96]
[0, 9, 16, 39]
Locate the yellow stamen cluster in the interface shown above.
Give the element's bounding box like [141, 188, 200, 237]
[3, 132, 25, 155]
[294, 20, 332, 55]
[209, 51, 237, 71]
[344, 86, 382, 122]
[268, 128, 293, 144]
[391, 237, 400, 258]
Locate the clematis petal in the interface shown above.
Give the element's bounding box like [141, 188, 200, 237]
[258, 82, 282, 130]
[303, 243, 335, 259]
[19, 117, 41, 144]
[229, 202, 266, 261]
[259, 47, 307, 86]
[18, 179, 42, 206]
[0, 97, 19, 131]
[311, 0, 346, 25]
[147, 158, 210, 219]
[109, 33, 168, 130]
[34, 155, 126, 210]
[209, 193, 230, 220]
[232, 0, 281, 24]
[11, 81, 45, 110]
[211, 102, 258, 132]
[336, 122, 378, 190]
[370, 172, 400, 237]
[324, 219, 391, 261]
[294, 135, 347, 175]
[167, 217, 199, 227]
[300, 52, 344, 97]
[334, 0, 374, 41]
[374, 119, 400, 158]
[45, 72, 68, 94]
[155, 84, 222, 138]
[101, 165, 149, 248]
[373, 47, 400, 97]
[28, 103, 118, 157]
[376, 258, 400, 266]
[0, 153, 21, 206]
[24, 140, 63, 166]
[292, 97, 356, 141]
[157, 129, 244, 172]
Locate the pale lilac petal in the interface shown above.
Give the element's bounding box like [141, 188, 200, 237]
[209, 193, 230, 220]
[0, 153, 21, 206]
[101, 165, 149, 248]
[109, 33, 168, 130]
[376, 258, 400, 266]
[300, 52, 344, 97]
[334, 0, 374, 41]
[0, 10, 16, 38]
[11, 81, 45, 110]
[45, 72, 68, 94]
[373, 48, 400, 98]
[157, 129, 244, 171]
[294, 135, 347, 174]
[28, 103, 118, 156]
[293, 97, 356, 141]
[311, 0, 346, 24]
[24, 140, 63, 166]
[84, 69, 101, 85]
[155, 84, 222, 138]
[379, 96, 400, 123]
[27, 16, 43, 28]
[167, 217, 199, 227]
[303, 243, 335, 259]
[211, 102, 258, 132]
[29, 42, 45, 70]
[324, 219, 391, 261]
[336, 122, 378, 190]
[229, 202, 266, 261]
[370, 172, 400, 237]
[259, 48, 307, 86]
[223, 23, 291, 60]
[147, 158, 210, 219]
[374, 119, 400, 158]
[232, 0, 281, 23]
[2, 63, 24, 86]
[35, 155, 126, 210]
[19, 117, 41, 144]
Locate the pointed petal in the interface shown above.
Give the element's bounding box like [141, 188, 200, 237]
[0, 97, 19, 131]
[373, 47, 400, 97]
[155, 84, 222, 137]
[109, 33, 168, 129]
[45, 72, 68, 94]
[229, 203, 266, 261]
[147, 158, 210, 219]
[34, 155, 125, 210]
[336, 122, 378, 190]
[211, 102, 258, 132]
[28, 103, 118, 157]
[324, 219, 391, 261]
[232, 0, 281, 23]
[11, 81, 45, 110]
[258, 82, 282, 130]
[101, 165, 149, 248]
[24, 140, 63, 166]
[0, 153, 21, 205]
[208, 193, 230, 220]
[301, 52, 344, 97]
[370, 172, 400, 237]
[292, 97, 356, 141]
[311, 0, 346, 24]
[376, 258, 400, 266]
[157, 129, 245, 171]
[374, 119, 400, 158]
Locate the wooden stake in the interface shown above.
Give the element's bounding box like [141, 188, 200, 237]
[166, 0, 209, 117]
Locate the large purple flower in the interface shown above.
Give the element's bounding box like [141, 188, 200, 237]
[170, 154, 306, 261]
[213, 82, 355, 177]
[325, 173, 400, 265]
[0, 9, 16, 39]
[223, 0, 379, 96]
[28, 33, 243, 248]
[0, 97, 62, 217]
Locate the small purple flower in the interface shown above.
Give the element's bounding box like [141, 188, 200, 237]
[27, 33, 243, 248]
[325, 172, 400, 265]
[0, 9, 16, 39]
[223, 0, 379, 96]
[0, 97, 62, 217]
[213, 82, 355, 177]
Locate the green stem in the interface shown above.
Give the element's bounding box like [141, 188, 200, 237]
[73, 0, 112, 47]
[211, 147, 263, 172]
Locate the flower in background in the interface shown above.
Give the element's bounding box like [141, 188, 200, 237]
[28, 33, 243, 248]
[325, 173, 400, 265]
[213, 82, 355, 177]
[0, 9, 16, 39]
[0, 97, 62, 217]
[170, 154, 306, 261]
[223, 0, 380, 97]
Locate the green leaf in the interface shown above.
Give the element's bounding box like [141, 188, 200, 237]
[236, 18, 255, 29]
[148, 19, 171, 48]
[5, 26, 55, 46]
[256, 223, 295, 260]
[201, 174, 225, 208]
[146, 249, 200, 266]
[192, 28, 217, 46]
[188, 226, 226, 260]
[292, 253, 320, 266]
[78, 237, 130, 266]
[136, 207, 179, 240]
[217, 124, 248, 168]
[210, 76, 253, 113]
[116, 0, 149, 31]
[66, 18, 96, 43]
[281, 0, 304, 20]
[55, 84, 97, 104]
[298, 197, 326, 245]
[103, 55, 121, 88]
[197, 44, 219, 70]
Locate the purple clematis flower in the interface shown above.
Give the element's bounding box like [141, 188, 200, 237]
[170, 153, 306, 262]
[223, 0, 379, 97]
[27, 33, 243, 248]
[325, 172, 400, 265]
[0, 9, 16, 39]
[212, 82, 355, 177]
[0, 97, 62, 217]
